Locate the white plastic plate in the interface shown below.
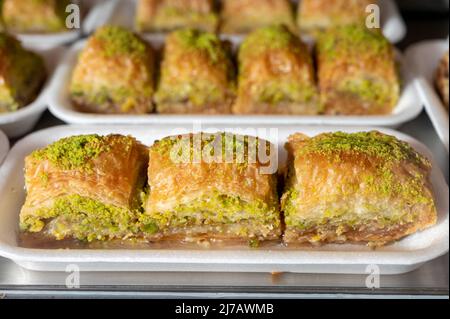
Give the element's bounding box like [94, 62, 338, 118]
[0, 130, 9, 165]
[0, 46, 66, 138]
[405, 39, 449, 152]
[0, 125, 447, 274]
[48, 40, 422, 127]
[9, 0, 118, 48]
[105, 0, 406, 44]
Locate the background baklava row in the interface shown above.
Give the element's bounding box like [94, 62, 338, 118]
[70, 24, 400, 116]
[0, 32, 47, 114]
[20, 131, 437, 247]
[135, 0, 379, 36]
[0, 0, 74, 33]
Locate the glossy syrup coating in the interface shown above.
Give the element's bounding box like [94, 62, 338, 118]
[282, 131, 437, 246]
[70, 26, 156, 114]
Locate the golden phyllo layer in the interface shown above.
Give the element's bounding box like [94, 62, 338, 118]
[141, 132, 281, 245]
[233, 25, 319, 115]
[221, 0, 296, 34]
[20, 134, 149, 242]
[70, 26, 155, 114]
[282, 131, 437, 246]
[0, 32, 46, 113]
[1, 0, 72, 33]
[136, 0, 218, 32]
[298, 0, 376, 36]
[316, 25, 400, 115]
[155, 29, 235, 114]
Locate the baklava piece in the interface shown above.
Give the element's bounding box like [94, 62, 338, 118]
[233, 25, 319, 115]
[136, 0, 218, 32]
[155, 29, 235, 114]
[298, 0, 376, 36]
[435, 51, 449, 110]
[20, 134, 149, 242]
[1, 0, 71, 33]
[316, 26, 400, 115]
[221, 0, 296, 34]
[70, 26, 155, 114]
[282, 131, 437, 247]
[141, 132, 281, 245]
[0, 32, 46, 113]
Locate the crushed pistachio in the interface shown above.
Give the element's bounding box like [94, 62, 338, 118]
[295, 131, 430, 167]
[317, 25, 391, 60]
[146, 192, 280, 230]
[94, 25, 147, 57]
[31, 134, 111, 171]
[239, 25, 300, 59]
[20, 194, 140, 241]
[172, 28, 224, 63]
[151, 132, 270, 169]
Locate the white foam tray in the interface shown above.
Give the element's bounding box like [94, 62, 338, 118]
[0, 125, 447, 274]
[105, 0, 406, 44]
[0, 130, 9, 165]
[405, 39, 449, 152]
[47, 39, 422, 127]
[10, 0, 118, 49]
[0, 46, 66, 138]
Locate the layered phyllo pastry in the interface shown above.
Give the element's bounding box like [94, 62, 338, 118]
[140, 132, 281, 245]
[233, 25, 319, 115]
[316, 26, 400, 115]
[20, 134, 149, 242]
[298, 0, 376, 36]
[155, 29, 235, 114]
[221, 0, 296, 34]
[0, 32, 46, 114]
[281, 131, 437, 246]
[435, 51, 449, 110]
[136, 0, 218, 32]
[1, 0, 72, 33]
[70, 26, 155, 114]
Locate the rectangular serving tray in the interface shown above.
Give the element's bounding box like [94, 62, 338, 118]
[47, 38, 422, 127]
[405, 39, 449, 152]
[105, 0, 407, 44]
[0, 125, 448, 274]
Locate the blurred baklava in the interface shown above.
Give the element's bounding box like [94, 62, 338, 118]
[233, 25, 320, 115]
[20, 134, 149, 242]
[435, 51, 449, 110]
[136, 0, 218, 32]
[282, 131, 437, 246]
[70, 26, 155, 114]
[155, 29, 235, 114]
[316, 25, 400, 115]
[221, 0, 296, 34]
[140, 132, 281, 245]
[1, 0, 72, 33]
[0, 32, 46, 114]
[298, 0, 376, 36]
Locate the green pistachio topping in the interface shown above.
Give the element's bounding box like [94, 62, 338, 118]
[21, 195, 139, 242]
[240, 25, 299, 58]
[31, 134, 111, 171]
[145, 192, 279, 230]
[296, 131, 429, 167]
[94, 25, 147, 57]
[172, 28, 224, 63]
[151, 132, 270, 168]
[317, 25, 391, 59]
[282, 131, 435, 229]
